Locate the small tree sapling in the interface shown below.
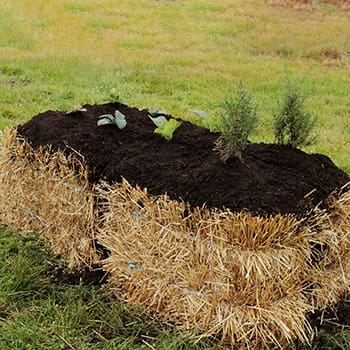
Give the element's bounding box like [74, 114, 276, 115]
[273, 79, 316, 148]
[215, 83, 259, 162]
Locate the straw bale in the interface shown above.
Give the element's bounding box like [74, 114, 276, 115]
[97, 180, 324, 348]
[0, 129, 99, 268]
[307, 186, 350, 308]
[1, 127, 349, 348]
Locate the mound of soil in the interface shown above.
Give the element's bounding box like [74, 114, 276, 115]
[17, 102, 349, 216]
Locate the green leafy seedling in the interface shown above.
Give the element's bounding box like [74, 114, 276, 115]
[188, 109, 220, 132]
[97, 114, 115, 126]
[147, 109, 170, 118]
[273, 78, 316, 148]
[154, 118, 181, 141]
[109, 89, 128, 105]
[189, 108, 212, 128]
[148, 115, 167, 128]
[148, 112, 181, 141]
[215, 83, 259, 162]
[97, 110, 127, 129]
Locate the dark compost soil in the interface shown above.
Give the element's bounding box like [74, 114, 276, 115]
[17, 102, 349, 216]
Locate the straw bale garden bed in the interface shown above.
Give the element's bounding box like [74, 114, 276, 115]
[0, 101, 349, 349]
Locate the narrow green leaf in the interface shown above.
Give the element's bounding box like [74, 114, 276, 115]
[189, 109, 208, 118]
[98, 114, 114, 121]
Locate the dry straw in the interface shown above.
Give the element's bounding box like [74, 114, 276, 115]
[307, 184, 350, 308]
[0, 129, 99, 268]
[96, 180, 349, 348]
[0, 128, 349, 348]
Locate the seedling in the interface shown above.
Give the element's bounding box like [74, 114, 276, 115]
[155, 118, 181, 141]
[188, 109, 221, 132]
[148, 115, 168, 129]
[148, 110, 181, 141]
[147, 109, 171, 118]
[97, 110, 127, 129]
[273, 79, 316, 148]
[215, 83, 259, 162]
[189, 109, 210, 128]
[109, 89, 128, 105]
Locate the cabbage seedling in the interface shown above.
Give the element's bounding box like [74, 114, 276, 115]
[109, 91, 128, 106]
[97, 110, 127, 129]
[189, 109, 211, 128]
[189, 109, 220, 132]
[147, 109, 170, 118]
[148, 115, 168, 128]
[154, 118, 181, 141]
[148, 112, 181, 141]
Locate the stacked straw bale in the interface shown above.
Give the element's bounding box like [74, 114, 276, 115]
[307, 186, 350, 309]
[96, 180, 349, 348]
[0, 129, 99, 268]
[0, 128, 349, 348]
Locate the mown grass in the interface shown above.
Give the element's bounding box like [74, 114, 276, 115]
[0, 0, 349, 348]
[0, 228, 217, 349]
[1, 0, 349, 171]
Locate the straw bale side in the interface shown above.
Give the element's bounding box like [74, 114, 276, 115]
[1, 127, 349, 348]
[97, 180, 331, 348]
[308, 186, 350, 308]
[0, 129, 99, 268]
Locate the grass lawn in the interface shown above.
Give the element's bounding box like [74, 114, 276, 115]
[0, 0, 349, 348]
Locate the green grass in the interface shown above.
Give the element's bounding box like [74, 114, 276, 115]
[0, 228, 217, 349]
[0, 0, 349, 171]
[0, 227, 349, 349]
[0, 0, 349, 348]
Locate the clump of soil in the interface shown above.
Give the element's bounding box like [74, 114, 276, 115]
[17, 102, 349, 216]
[48, 264, 108, 286]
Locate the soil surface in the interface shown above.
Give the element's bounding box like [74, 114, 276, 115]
[17, 102, 349, 216]
[48, 264, 109, 286]
[308, 297, 350, 334]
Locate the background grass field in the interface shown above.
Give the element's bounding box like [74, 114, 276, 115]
[0, 0, 349, 349]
